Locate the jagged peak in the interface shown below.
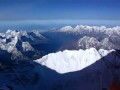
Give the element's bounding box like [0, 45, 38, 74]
[57, 25, 120, 33]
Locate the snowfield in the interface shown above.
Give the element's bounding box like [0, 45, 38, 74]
[35, 48, 114, 73]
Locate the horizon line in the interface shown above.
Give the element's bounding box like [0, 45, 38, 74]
[0, 19, 120, 22]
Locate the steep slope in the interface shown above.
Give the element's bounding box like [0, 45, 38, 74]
[35, 48, 115, 73]
[35, 48, 120, 90]
[0, 30, 47, 61]
[78, 36, 100, 49]
[0, 48, 120, 90]
[77, 36, 117, 50]
[100, 38, 115, 49]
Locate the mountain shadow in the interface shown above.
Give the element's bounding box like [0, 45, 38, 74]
[0, 51, 120, 90]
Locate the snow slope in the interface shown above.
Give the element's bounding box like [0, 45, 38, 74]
[58, 25, 120, 35]
[0, 30, 46, 60]
[78, 36, 117, 50]
[35, 48, 115, 73]
[0, 48, 120, 90]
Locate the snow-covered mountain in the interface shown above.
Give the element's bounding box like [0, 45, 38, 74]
[0, 30, 47, 60]
[58, 25, 120, 35]
[47, 25, 120, 50]
[59, 26, 73, 32]
[78, 36, 100, 49]
[77, 36, 118, 50]
[1, 25, 120, 61]
[57, 25, 120, 43]
[35, 48, 115, 73]
[0, 48, 120, 90]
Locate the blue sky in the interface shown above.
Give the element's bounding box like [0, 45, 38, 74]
[0, 0, 120, 20]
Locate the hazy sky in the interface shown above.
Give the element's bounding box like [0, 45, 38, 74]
[0, 0, 120, 20]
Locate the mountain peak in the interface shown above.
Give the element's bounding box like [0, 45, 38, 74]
[35, 48, 114, 73]
[59, 26, 73, 32]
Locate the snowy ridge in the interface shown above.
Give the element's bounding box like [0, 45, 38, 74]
[78, 36, 117, 49]
[0, 30, 46, 60]
[60, 26, 73, 32]
[58, 25, 120, 35]
[35, 48, 115, 73]
[55, 25, 120, 50]
[22, 41, 34, 52]
[59, 25, 120, 32]
[0, 48, 120, 90]
[78, 36, 100, 49]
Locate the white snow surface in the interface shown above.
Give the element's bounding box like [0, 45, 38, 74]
[35, 48, 114, 73]
[22, 41, 34, 51]
[60, 26, 73, 32]
[77, 36, 116, 49]
[0, 30, 46, 60]
[58, 25, 120, 35]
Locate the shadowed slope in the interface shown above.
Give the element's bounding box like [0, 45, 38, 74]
[0, 49, 120, 90]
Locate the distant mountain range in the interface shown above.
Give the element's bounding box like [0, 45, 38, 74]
[0, 25, 120, 90]
[77, 36, 118, 50]
[0, 30, 47, 61]
[0, 25, 120, 62]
